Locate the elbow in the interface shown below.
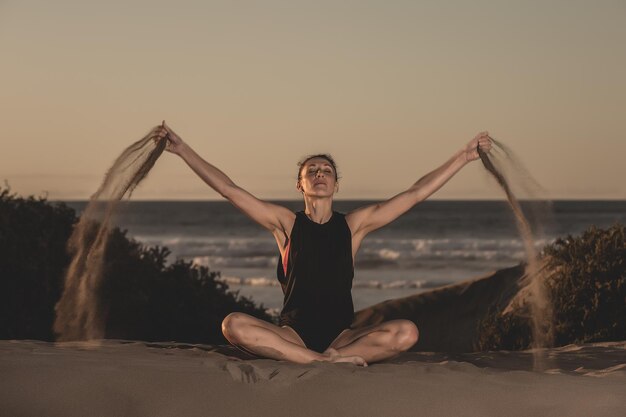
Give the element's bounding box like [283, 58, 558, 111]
[406, 187, 427, 205]
[218, 183, 241, 201]
[218, 184, 236, 200]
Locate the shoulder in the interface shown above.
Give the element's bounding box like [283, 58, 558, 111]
[344, 204, 376, 235]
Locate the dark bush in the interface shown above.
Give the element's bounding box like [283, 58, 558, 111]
[100, 228, 272, 343]
[477, 223, 626, 350]
[544, 224, 626, 345]
[475, 305, 532, 351]
[0, 188, 74, 340]
[0, 187, 271, 343]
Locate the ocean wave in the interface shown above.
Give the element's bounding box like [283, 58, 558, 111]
[192, 256, 278, 269]
[219, 276, 280, 287]
[352, 279, 450, 289]
[135, 235, 550, 270]
[135, 236, 277, 258]
[216, 275, 450, 290]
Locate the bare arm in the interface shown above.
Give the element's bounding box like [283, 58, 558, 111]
[157, 123, 295, 236]
[347, 132, 492, 239]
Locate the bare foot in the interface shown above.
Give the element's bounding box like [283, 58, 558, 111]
[323, 348, 368, 367]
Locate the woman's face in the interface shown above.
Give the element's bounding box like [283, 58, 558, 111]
[297, 157, 338, 197]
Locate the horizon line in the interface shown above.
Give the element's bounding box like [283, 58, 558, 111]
[51, 198, 626, 203]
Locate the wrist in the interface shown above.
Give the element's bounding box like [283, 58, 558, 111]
[175, 142, 192, 158]
[455, 148, 470, 166]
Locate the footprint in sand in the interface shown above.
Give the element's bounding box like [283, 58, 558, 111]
[221, 360, 319, 384]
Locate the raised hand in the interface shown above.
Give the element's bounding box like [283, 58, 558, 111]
[153, 121, 186, 155]
[464, 131, 493, 162]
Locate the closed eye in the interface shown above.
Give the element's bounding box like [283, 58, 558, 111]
[306, 166, 334, 175]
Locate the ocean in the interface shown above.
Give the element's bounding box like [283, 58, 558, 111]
[64, 200, 626, 313]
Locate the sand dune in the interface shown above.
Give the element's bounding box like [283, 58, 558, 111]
[353, 264, 526, 352]
[1, 339, 625, 417]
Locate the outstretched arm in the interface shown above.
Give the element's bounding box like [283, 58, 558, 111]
[346, 131, 492, 238]
[156, 123, 295, 235]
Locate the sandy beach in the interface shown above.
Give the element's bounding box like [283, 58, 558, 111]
[1, 339, 625, 417]
[3, 263, 626, 417]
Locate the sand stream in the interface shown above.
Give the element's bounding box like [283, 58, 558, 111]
[479, 139, 554, 370]
[53, 126, 167, 342]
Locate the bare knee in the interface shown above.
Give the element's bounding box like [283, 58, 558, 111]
[392, 320, 419, 352]
[221, 312, 251, 344]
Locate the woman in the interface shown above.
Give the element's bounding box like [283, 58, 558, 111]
[155, 123, 492, 366]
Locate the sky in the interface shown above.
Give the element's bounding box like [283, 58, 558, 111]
[1, 0, 624, 200]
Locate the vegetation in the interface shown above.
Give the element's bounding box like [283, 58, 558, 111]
[544, 224, 626, 345]
[4, 186, 624, 349]
[0, 187, 271, 343]
[477, 223, 626, 350]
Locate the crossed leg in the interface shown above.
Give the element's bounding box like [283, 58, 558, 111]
[221, 312, 366, 365]
[326, 319, 419, 364]
[222, 312, 418, 366]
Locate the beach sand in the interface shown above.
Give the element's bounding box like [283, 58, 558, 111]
[3, 264, 625, 417]
[1, 339, 625, 417]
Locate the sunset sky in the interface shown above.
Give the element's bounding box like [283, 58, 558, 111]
[1, 0, 624, 200]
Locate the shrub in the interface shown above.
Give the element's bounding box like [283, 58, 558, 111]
[0, 188, 74, 340]
[0, 187, 271, 343]
[477, 223, 626, 351]
[544, 224, 626, 345]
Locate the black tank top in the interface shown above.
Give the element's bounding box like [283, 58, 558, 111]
[277, 211, 355, 332]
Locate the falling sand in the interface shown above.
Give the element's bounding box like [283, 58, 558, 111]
[479, 139, 555, 370]
[53, 125, 167, 343]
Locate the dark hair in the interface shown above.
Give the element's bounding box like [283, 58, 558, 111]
[297, 154, 339, 182]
